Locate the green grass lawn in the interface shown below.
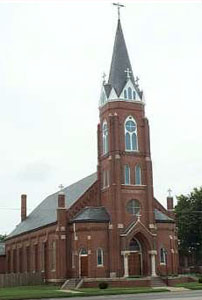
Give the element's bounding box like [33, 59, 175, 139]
[0, 285, 70, 299]
[0, 285, 169, 299]
[78, 287, 168, 295]
[176, 282, 202, 290]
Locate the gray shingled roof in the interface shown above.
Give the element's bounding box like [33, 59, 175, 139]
[0, 242, 5, 255]
[8, 173, 97, 239]
[72, 207, 110, 223]
[154, 209, 174, 223]
[108, 20, 135, 96]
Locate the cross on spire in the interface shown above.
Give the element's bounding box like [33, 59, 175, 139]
[113, 2, 125, 20]
[102, 72, 106, 84]
[137, 213, 142, 222]
[167, 188, 172, 197]
[124, 68, 132, 79]
[58, 184, 64, 191]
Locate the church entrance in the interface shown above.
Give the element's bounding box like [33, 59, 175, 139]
[128, 238, 142, 276]
[79, 248, 88, 277]
[128, 253, 141, 276]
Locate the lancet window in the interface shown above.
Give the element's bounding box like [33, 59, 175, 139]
[97, 248, 104, 266]
[125, 116, 138, 151]
[102, 121, 109, 154]
[135, 165, 142, 185]
[124, 165, 130, 185]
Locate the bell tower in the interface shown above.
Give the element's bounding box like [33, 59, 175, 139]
[97, 10, 156, 277]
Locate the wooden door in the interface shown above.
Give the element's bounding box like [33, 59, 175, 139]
[128, 253, 141, 276]
[80, 256, 88, 277]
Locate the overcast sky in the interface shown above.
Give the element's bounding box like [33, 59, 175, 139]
[0, 0, 202, 234]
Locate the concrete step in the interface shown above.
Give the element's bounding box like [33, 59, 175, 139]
[151, 276, 167, 287]
[61, 278, 82, 290]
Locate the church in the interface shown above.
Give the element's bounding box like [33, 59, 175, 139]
[5, 9, 179, 285]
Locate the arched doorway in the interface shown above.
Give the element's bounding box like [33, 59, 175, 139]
[128, 238, 142, 276]
[79, 248, 88, 277]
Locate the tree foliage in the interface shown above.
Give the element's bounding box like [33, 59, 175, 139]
[0, 234, 7, 241]
[175, 187, 202, 263]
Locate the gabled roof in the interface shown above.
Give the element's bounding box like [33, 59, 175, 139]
[72, 207, 110, 223]
[8, 173, 97, 239]
[108, 20, 135, 96]
[154, 209, 174, 223]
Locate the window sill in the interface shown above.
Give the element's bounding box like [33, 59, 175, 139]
[97, 265, 104, 268]
[160, 263, 166, 266]
[101, 186, 110, 191]
[125, 150, 139, 153]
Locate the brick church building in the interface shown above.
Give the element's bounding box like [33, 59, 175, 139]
[5, 13, 179, 283]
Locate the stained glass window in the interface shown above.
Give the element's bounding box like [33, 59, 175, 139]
[125, 117, 138, 151]
[124, 165, 130, 185]
[135, 165, 142, 185]
[102, 121, 109, 154]
[127, 199, 140, 215]
[97, 248, 103, 266]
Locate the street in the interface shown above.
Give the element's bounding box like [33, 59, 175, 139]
[42, 290, 202, 300]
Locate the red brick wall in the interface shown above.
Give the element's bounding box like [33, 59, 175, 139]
[0, 256, 6, 274]
[83, 279, 150, 288]
[69, 222, 109, 278]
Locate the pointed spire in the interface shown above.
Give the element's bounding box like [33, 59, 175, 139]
[108, 20, 135, 96]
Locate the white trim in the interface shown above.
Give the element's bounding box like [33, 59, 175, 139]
[119, 79, 142, 102]
[108, 87, 118, 100]
[120, 219, 154, 237]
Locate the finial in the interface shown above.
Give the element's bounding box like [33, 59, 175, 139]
[137, 213, 141, 222]
[135, 76, 140, 86]
[124, 68, 132, 80]
[58, 184, 64, 191]
[167, 188, 172, 197]
[102, 72, 106, 84]
[113, 2, 125, 20]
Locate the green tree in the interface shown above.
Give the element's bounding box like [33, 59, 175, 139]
[0, 234, 7, 241]
[175, 187, 202, 264]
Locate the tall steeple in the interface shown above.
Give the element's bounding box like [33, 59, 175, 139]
[100, 15, 143, 106]
[108, 19, 135, 96]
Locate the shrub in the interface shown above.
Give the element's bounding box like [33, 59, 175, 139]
[99, 282, 108, 289]
[198, 277, 202, 283]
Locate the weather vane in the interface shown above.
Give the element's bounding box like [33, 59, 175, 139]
[113, 2, 125, 20]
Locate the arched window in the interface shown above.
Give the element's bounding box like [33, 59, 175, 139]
[97, 248, 103, 266]
[102, 121, 108, 154]
[127, 199, 140, 215]
[135, 165, 142, 185]
[160, 248, 166, 264]
[124, 89, 127, 99]
[128, 87, 132, 100]
[124, 165, 130, 185]
[80, 248, 88, 256]
[51, 240, 56, 271]
[133, 91, 136, 100]
[129, 238, 141, 251]
[125, 117, 138, 151]
[103, 170, 110, 188]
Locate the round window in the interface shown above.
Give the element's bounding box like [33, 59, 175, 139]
[125, 120, 136, 132]
[127, 199, 140, 215]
